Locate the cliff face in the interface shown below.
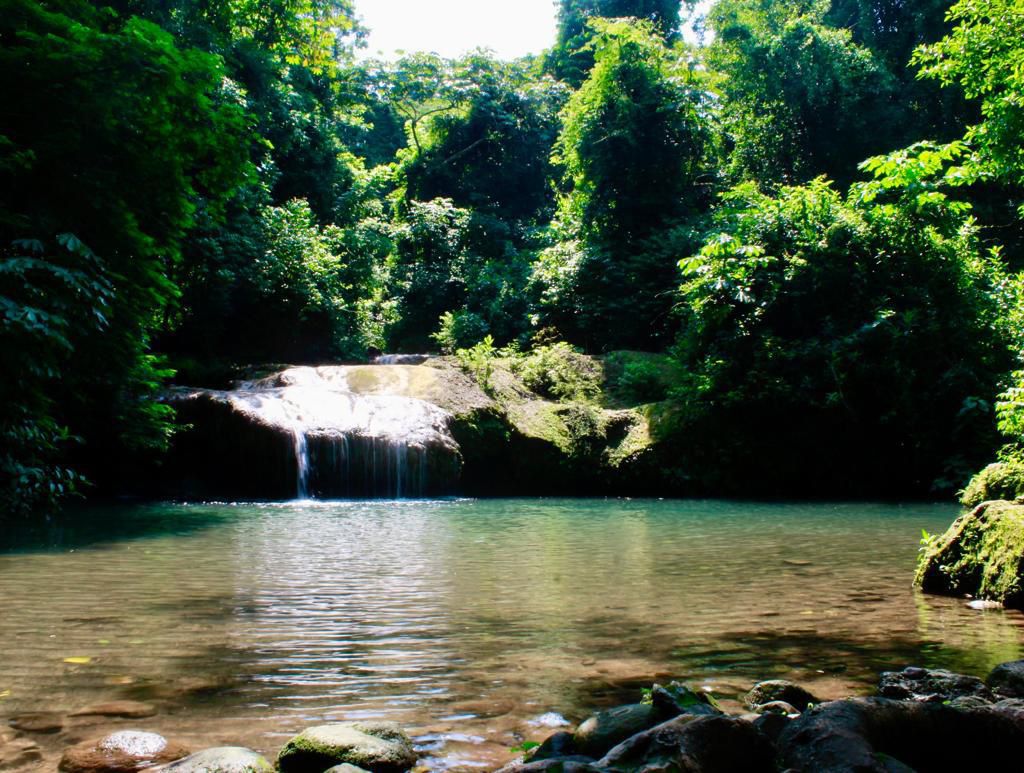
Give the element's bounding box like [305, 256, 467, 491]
[159, 354, 683, 500]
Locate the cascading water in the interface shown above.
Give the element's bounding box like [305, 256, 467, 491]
[187, 365, 460, 499]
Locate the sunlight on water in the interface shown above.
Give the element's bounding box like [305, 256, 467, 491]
[1, 498, 1022, 769]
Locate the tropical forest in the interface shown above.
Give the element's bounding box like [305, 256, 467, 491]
[4, 0, 1024, 770]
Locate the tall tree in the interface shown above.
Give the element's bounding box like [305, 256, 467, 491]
[537, 19, 716, 348]
[547, 0, 684, 86]
[0, 0, 248, 514]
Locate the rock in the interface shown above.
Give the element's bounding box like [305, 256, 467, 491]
[0, 736, 43, 769]
[527, 731, 580, 762]
[877, 666, 993, 703]
[573, 703, 660, 759]
[9, 711, 64, 733]
[156, 746, 274, 772]
[323, 766, 371, 773]
[495, 760, 605, 773]
[276, 722, 417, 773]
[988, 659, 1024, 698]
[60, 730, 189, 772]
[743, 680, 820, 712]
[779, 697, 1024, 772]
[598, 714, 775, 772]
[650, 683, 722, 719]
[71, 701, 158, 719]
[753, 700, 799, 716]
[916, 500, 1024, 607]
[752, 712, 790, 744]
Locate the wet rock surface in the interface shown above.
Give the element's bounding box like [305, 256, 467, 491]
[987, 658, 1024, 698]
[156, 746, 274, 772]
[71, 701, 157, 719]
[744, 680, 820, 712]
[277, 722, 417, 773]
[59, 729, 189, 772]
[573, 703, 660, 759]
[778, 697, 1024, 772]
[877, 666, 994, 703]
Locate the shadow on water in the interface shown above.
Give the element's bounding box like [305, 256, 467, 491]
[0, 501, 240, 554]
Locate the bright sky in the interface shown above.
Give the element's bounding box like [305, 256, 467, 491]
[355, 1, 710, 61]
[355, 0, 559, 61]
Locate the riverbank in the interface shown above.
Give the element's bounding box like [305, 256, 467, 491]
[7, 659, 1024, 771]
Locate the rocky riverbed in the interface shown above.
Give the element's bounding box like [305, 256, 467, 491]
[6, 660, 1024, 772]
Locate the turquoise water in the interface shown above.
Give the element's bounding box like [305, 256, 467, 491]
[1, 499, 1021, 769]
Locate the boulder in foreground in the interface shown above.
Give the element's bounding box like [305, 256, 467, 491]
[276, 722, 416, 773]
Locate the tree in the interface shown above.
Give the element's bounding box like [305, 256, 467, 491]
[538, 19, 716, 349]
[706, 0, 903, 188]
[0, 0, 248, 513]
[672, 148, 1014, 496]
[547, 0, 684, 86]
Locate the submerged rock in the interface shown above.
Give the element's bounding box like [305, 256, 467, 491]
[71, 700, 157, 719]
[597, 714, 774, 772]
[916, 500, 1024, 607]
[573, 703, 660, 759]
[60, 730, 189, 772]
[878, 666, 993, 703]
[156, 746, 273, 772]
[9, 711, 63, 733]
[987, 659, 1024, 698]
[276, 722, 417, 773]
[778, 697, 1024, 772]
[743, 680, 820, 712]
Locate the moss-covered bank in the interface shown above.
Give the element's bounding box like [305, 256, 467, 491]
[916, 499, 1024, 607]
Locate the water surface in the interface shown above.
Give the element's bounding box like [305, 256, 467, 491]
[2, 499, 1021, 769]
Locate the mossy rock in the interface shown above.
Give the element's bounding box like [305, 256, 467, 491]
[916, 500, 1024, 607]
[961, 461, 1024, 507]
[277, 723, 416, 773]
[158, 747, 273, 772]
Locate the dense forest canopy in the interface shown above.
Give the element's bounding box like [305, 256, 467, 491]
[3, 0, 1024, 515]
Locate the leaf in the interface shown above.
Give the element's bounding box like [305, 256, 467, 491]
[0, 689, 11, 699]
[63, 656, 92, 664]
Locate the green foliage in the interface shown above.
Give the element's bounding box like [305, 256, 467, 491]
[673, 167, 1013, 496]
[0, 0, 247, 513]
[913, 0, 1024, 188]
[707, 0, 907, 188]
[433, 310, 491, 354]
[547, 0, 683, 86]
[515, 343, 602, 402]
[455, 336, 498, 393]
[540, 19, 716, 348]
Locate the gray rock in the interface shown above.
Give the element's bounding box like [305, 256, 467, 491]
[60, 730, 189, 772]
[573, 703, 660, 759]
[276, 722, 417, 773]
[323, 766, 371, 773]
[744, 680, 820, 712]
[650, 682, 722, 719]
[877, 666, 994, 703]
[527, 731, 580, 762]
[987, 659, 1024, 698]
[753, 700, 799, 716]
[598, 714, 775, 772]
[495, 760, 605, 773]
[779, 697, 1024, 772]
[751, 712, 790, 744]
[156, 746, 273, 772]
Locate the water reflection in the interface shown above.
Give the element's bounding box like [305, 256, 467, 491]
[0, 498, 1022, 770]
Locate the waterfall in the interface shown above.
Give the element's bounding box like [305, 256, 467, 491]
[213, 365, 458, 499]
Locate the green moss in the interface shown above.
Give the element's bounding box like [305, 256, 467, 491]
[961, 461, 1024, 507]
[916, 500, 1024, 607]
